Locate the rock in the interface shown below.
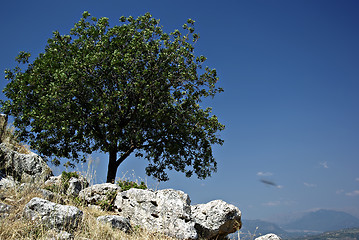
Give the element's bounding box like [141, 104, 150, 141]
[45, 229, 73, 240]
[0, 175, 17, 189]
[0, 202, 12, 217]
[55, 231, 73, 240]
[0, 143, 52, 183]
[97, 215, 132, 233]
[255, 233, 282, 240]
[114, 188, 197, 239]
[79, 183, 121, 205]
[37, 188, 64, 204]
[38, 188, 56, 201]
[44, 175, 62, 187]
[66, 176, 89, 197]
[23, 197, 83, 231]
[44, 174, 89, 197]
[191, 200, 242, 239]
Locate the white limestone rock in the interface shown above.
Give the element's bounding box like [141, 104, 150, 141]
[0, 175, 17, 189]
[79, 183, 121, 205]
[191, 200, 242, 239]
[44, 229, 73, 240]
[23, 197, 83, 231]
[97, 215, 132, 233]
[114, 188, 197, 239]
[255, 233, 282, 240]
[0, 143, 52, 183]
[66, 176, 89, 197]
[44, 174, 89, 198]
[0, 202, 12, 218]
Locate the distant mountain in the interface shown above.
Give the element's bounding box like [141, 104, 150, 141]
[289, 227, 359, 240]
[283, 209, 359, 232]
[241, 219, 287, 235]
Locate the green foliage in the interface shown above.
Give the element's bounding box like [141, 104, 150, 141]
[1, 11, 225, 183]
[117, 179, 147, 191]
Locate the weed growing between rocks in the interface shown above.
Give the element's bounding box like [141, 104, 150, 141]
[117, 179, 147, 191]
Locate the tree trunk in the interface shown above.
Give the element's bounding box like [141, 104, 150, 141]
[106, 149, 118, 183]
[106, 146, 136, 183]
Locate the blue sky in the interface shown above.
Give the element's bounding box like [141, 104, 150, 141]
[1, 0, 359, 222]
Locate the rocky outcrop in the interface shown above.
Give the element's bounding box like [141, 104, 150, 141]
[191, 200, 242, 239]
[0, 115, 243, 239]
[255, 233, 282, 240]
[0, 143, 52, 183]
[97, 215, 132, 233]
[23, 197, 83, 231]
[0, 114, 52, 184]
[79, 183, 121, 205]
[114, 188, 198, 239]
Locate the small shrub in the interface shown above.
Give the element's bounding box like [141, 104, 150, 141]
[117, 179, 147, 191]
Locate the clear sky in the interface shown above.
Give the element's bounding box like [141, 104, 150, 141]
[1, 0, 359, 222]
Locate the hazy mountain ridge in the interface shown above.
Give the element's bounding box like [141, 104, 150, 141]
[283, 209, 359, 232]
[235, 219, 300, 239]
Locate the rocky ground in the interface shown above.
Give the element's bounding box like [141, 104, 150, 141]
[0, 114, 280, 240]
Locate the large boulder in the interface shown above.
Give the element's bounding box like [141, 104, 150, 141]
[255, 233, 282, 240]
[23, 197, 83, 231]
[79, 183, 121, 205]
[97, 215, 132, 233]
[191, 200, 242, 239]
[0, 143, 52, 183]
[114, 188, 197, 240]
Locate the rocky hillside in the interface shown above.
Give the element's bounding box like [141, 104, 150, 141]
[0, 114, 245, 240]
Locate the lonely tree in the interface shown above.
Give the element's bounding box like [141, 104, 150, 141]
[1, 12, 224, 183]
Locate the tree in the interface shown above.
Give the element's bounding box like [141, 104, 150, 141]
[1, 12, 224, 183]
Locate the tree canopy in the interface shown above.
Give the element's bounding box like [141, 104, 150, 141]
[1, 12, 224, 183]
